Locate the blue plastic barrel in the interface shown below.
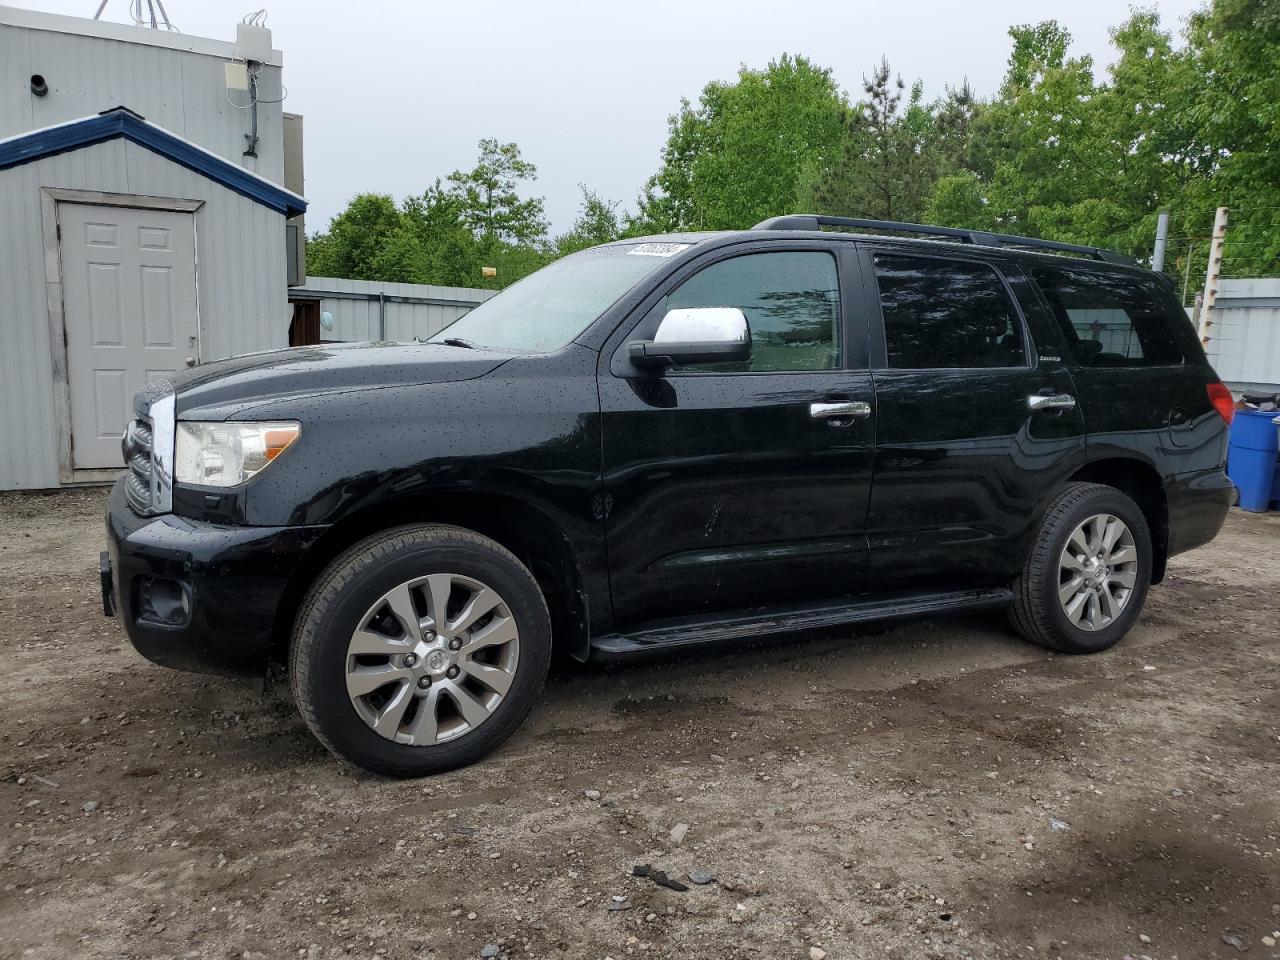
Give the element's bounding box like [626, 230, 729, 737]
[1273, 417, 1280, 506]
[1227, 410, 1280, 512]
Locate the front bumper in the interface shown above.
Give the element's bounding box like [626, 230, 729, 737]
[103, 477, 326, 680]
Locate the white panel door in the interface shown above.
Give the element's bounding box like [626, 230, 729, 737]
[59, 203, 198, 469]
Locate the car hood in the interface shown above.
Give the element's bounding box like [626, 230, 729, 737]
[171, 341, 512, 420]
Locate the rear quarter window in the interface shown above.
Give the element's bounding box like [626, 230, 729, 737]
[1031, 265, 1189, 367]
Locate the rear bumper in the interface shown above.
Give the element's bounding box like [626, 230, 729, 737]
[104, 477, 326, 680]
[1166, 467, 1235, 558]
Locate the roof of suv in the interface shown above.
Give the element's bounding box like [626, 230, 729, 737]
[614, 214, 1151, 278]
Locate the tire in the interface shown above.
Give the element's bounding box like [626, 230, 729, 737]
[1009, 483, 1153, 654]
[289, 524, 551, 777]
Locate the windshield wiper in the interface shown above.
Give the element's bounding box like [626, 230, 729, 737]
[440, 337, 478, 349]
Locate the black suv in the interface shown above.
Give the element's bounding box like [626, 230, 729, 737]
[103, 215, 1235, 776]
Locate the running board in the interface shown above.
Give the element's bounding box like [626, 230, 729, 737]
[590, 588, 1014, 660]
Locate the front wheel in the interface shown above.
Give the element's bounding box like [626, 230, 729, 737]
[1010, 483, 1153, 654]
[290, 524, 551, 777]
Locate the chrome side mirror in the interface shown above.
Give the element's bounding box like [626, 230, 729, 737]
[628, 307, 751, 370]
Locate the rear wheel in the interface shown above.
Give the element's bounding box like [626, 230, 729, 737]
[1010, 483, 1152, 654]
[290, 524, 551, 776]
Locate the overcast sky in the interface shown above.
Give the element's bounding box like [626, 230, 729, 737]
[30, 0, 1206, 235]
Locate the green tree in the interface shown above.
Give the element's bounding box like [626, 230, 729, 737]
[638, 54, 847, 230]
[553, 185, 623, 256]
[917, 6, 1280, 276]
[306, 193, 402, 279]
[922, 17, 1202, 262]
[306, 139, 551, 288]
[932, 80, 983, 175]
[981, 22, 1110, 237]
[634, 101, 706, 232]
[999, 20, 1070, 97]
[818, 57, 910, 220]
[398, 181, 482, 286]
[925, 170, 995, 230]
[446, 138, 548, 245]
[1179, 0, 1280, 273]
[806, 59, 979, 224]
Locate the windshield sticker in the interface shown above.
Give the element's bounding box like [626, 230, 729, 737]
[627, 242, 691, 257]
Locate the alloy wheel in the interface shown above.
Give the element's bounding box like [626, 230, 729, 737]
[1057, 513, 1139, 632]
[345, 573, 520, 745]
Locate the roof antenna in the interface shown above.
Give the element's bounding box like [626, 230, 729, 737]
[93, 0, 180, 31]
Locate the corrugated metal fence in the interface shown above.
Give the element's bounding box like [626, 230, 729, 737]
[1204, 278, 1280, 394]
[291, 276, 495, 343]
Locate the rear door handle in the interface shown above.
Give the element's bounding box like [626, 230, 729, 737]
[1027, 393, 1076, 411]
[810, 400, 871, 420]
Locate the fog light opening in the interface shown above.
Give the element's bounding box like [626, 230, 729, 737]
[138, 576, 191, 626]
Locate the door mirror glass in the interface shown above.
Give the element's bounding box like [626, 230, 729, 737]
[629, 307, 752, 369]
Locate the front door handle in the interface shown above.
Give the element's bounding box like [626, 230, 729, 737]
[1027, 392, 1076, 411]
[810, 400, 871, 420]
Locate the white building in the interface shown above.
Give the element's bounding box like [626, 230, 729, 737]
[0, 5, 306, 490]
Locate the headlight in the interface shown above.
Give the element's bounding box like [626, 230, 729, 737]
[174, 421, 301, 487]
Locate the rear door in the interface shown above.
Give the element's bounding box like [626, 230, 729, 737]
[598, 240, 876, 628]
[861, 246, 1086, 589]
[1026, 262, 1220, 456]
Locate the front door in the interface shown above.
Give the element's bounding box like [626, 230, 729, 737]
[58, 202, 198, 469]
[860, 247, 1086, 588]
[599, 243, 876, 628]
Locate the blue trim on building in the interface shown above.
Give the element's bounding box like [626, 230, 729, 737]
[0, 108, 306, 217]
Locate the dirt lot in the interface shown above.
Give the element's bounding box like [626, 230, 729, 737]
[1, 490, 1277, 960]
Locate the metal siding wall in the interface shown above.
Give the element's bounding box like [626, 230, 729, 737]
[1206, 279, 1280, 392]
[295, 277, 495, 344]
[0, 22, 285, 187]
[392, 302, 475, 340]
[0, 156, 57, 489]
[0, 24, 34, 135]
[0, 139, 286, 490]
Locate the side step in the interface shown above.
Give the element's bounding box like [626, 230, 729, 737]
[589, 588, 1014, 661]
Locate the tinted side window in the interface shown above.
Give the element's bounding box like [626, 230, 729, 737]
[667, 251, 839, 373]
[1031, 265, 1186, 367]
[873, 255, 1026, 369]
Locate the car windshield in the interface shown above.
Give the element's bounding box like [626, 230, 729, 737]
[428, 243, 686, 352]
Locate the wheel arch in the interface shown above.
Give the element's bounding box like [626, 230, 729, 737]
[271, 491, 591, 667]
[1065, 457, 1169, 584]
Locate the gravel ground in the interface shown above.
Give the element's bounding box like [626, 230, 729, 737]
[1, 489, 1278, 960]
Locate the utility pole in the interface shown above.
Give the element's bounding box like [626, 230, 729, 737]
[1152, 211, 1170, 273]
[1199, 206, 1228, 345]
[1181, 241, 1196, 305]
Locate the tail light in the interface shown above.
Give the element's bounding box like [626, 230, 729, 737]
[1207, 381, 1235, 425]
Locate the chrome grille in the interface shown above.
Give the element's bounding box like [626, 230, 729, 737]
[123, 417, 154, 513]
[131, 420, 153, 449]
[122, 380, 175, 516]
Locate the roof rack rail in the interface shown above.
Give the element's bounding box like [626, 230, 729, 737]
[753, 214, 1137, 266]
